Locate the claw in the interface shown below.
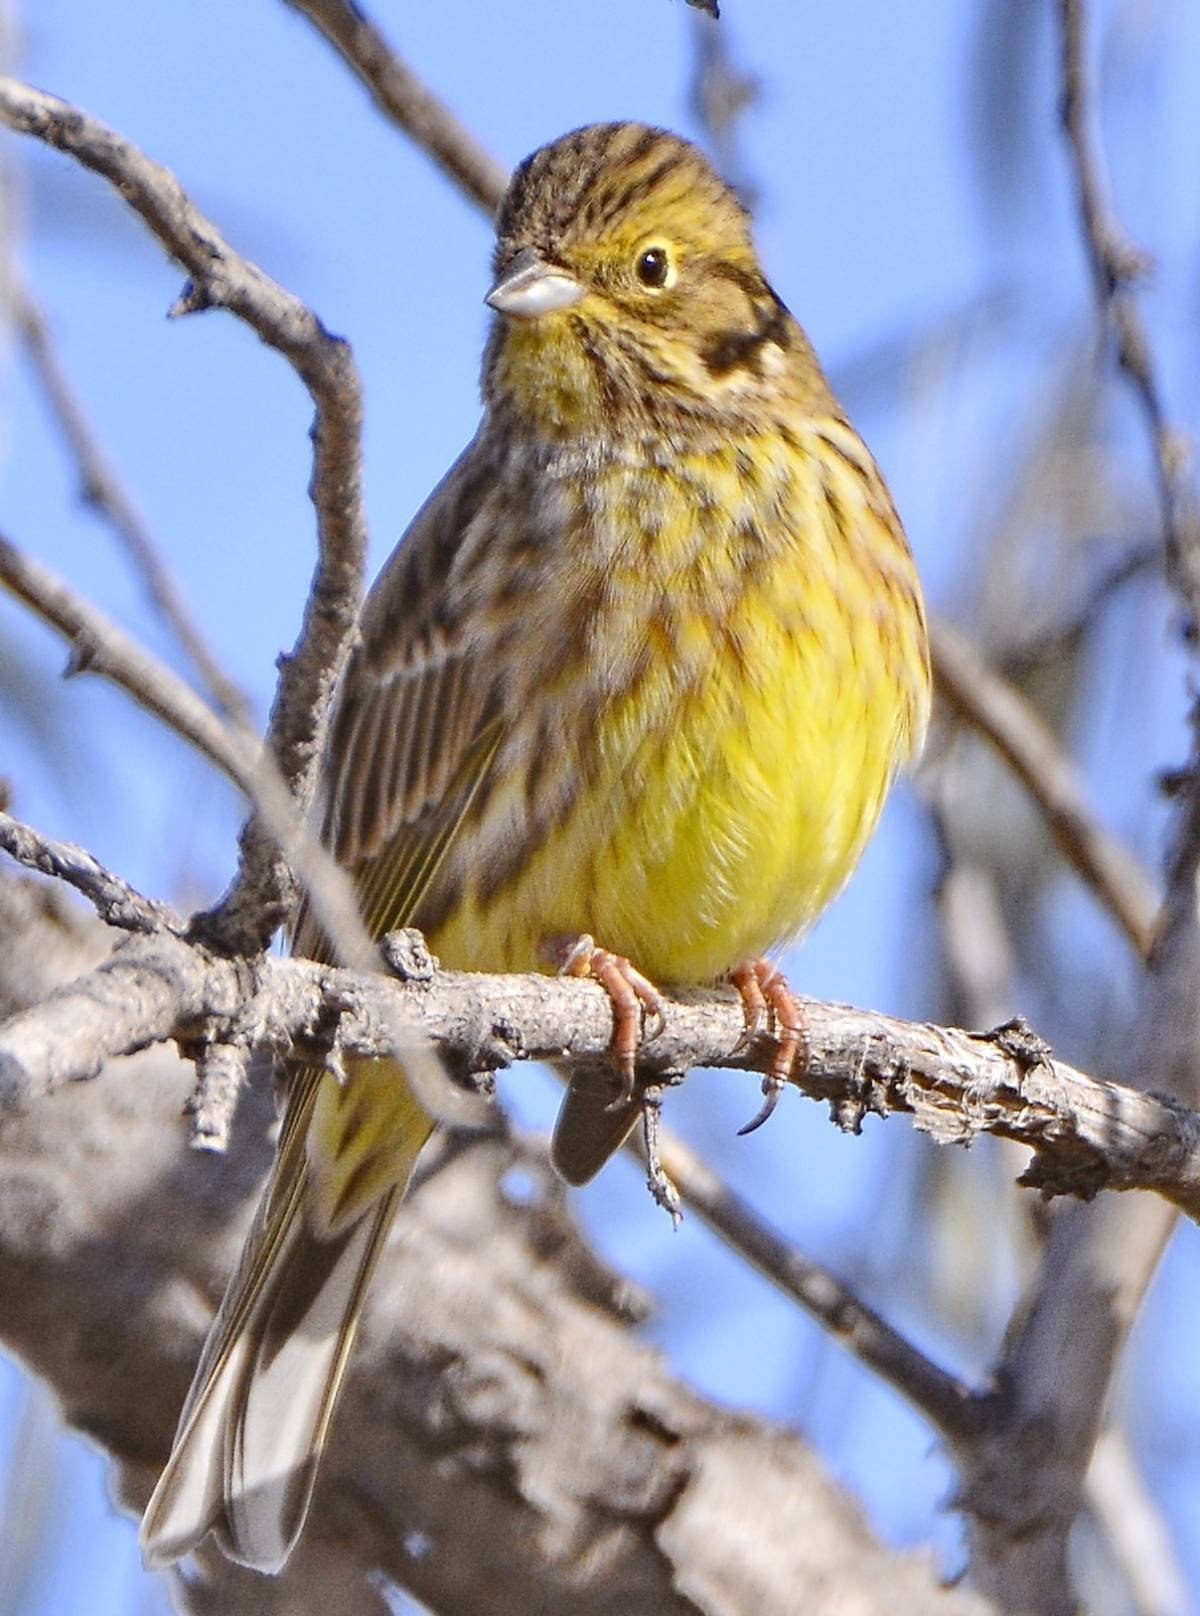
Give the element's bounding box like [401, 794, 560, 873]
[556, 936, 665, 1108]
[729, 958, 807, 1136]
[737, 1077, 785, 1136]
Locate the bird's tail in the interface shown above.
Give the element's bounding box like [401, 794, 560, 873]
[551, 1060, 642, 1186]
[140, 1056, 432, 1573]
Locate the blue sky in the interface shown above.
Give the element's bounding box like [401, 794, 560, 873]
[3, 0, 1199, 1610]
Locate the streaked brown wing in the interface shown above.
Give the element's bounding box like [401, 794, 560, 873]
[293, 439, 506, 963]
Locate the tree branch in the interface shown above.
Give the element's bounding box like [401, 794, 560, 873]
[0, 811, 179, 935]
[651, 1130, 990, 1440]
[948, 10, 1200, 1608]
[283, 0, 509, 211]
[0, 75, 368, 955]
[1, 924, 1198, 1220]
[0, 529, 386, 985]
[932, 617, 1157, 958]
[0, 870, 994, 1616]
[1058, 0, 1200, 621]
[7, 278, 252, 725]
[0, 532, 248, 788]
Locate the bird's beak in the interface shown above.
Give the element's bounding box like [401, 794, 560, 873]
[486, 248, 584, 318]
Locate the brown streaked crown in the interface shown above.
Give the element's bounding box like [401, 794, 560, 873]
[493, 123, 753, 275]
[484, 122, 835, 437]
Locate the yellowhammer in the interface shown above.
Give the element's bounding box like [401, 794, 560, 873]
[141, 121, 930, 1572]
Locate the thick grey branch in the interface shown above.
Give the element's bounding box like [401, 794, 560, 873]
[2, 933, 1198, 1221]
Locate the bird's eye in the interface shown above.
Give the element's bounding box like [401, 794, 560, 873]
[635, 245, 672, 288]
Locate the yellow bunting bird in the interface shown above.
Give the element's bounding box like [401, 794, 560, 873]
[141, 121, 930, 1572]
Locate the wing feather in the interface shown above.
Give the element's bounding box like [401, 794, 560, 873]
[294, 438, 508, 963]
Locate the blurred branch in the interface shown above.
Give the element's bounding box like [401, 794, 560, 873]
[0, 530, 380, 979]
[932, 618, 1158, 958]
[687, 10, 761, 204]
[951, 11, 1200, 1610]
[0, 76, 368, 956]
[6, 279, 252, 725]
[651, 1130, 989, 1440]
[1058, 0, 1200, 621]
[1084, 1427, 1190, 1616]
[0, 532, 248, 785]
[283, 0, 509, 211]
[1003, 537, 1160, 676]
[2, 910, 1200, 1219]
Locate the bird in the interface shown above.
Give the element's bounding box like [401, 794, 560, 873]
[140, 119, 930, 1573]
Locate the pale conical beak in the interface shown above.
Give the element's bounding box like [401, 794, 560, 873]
[486, 248, 584, 317]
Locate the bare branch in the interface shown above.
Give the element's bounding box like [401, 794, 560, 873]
[652, 1129, 989, 1441]
[1085, 1428, 1191, 1616]
[1058, 0, 1200, 622]
[932, 617, 1158, 958]
[184, 1041, 251, 1153]
[0, 530, 381, 976]
[283, 0, 508, 212]
[0, 532, 248, 787]
[0, 810, 179, 934]
[950, 12, 1200, 1607]
[0, 76, 368, 955]
[7, 279, 253, 725]
[687, 7, 761, 204]
[2, 930, 1199, 1222]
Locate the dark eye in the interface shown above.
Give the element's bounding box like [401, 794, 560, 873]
[635, 246, 671, 288]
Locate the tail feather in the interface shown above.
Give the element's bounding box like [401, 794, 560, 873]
[550, 1061, 642, 1186]
[141, 1190, 400, 1572]
[141, 1058, 431, 1572]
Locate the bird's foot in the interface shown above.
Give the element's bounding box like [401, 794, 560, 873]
[729, 958, 807, 1135]
[555, 934, 666, 1107]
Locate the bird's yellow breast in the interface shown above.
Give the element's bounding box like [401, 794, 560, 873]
[428, 421, 929, 986]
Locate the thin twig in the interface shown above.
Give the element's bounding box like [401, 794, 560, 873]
[185, 1041, 251, 1153]
[1058, 0, 1200, 624]
[1002, 539, 1160, 677]
[283, 0, 508, 212]
[0, 532, 247, 787]
[651, 1129, 989, 1440]
[687, 7, 761, 205]
[7, 280, 253, 726]
[0, 528, 379, 975]
[0, 76, 368, 957]
[0, 810, 180, 934]
[932, 617, 1157, 958]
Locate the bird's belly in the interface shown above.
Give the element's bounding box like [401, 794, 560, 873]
[429, 575, 911, 986]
